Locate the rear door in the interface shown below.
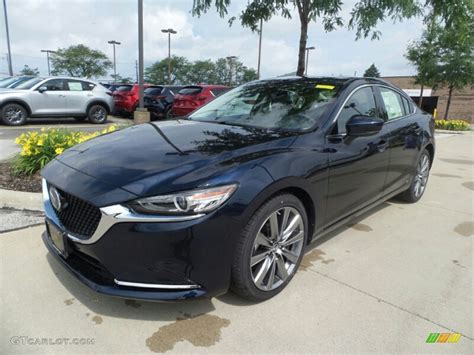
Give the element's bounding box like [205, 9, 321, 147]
[30, 79, 68, 115]
[375, 86, 422, 194]
[64, 79, 96, 113]
[324, 85, 391, 224]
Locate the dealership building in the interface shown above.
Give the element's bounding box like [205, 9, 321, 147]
[382, 76, 474, 122]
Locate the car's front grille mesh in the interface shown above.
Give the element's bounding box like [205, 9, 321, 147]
[51, 188, 101, 238]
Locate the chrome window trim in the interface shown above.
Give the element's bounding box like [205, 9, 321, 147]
[114, 279, 200, 290]
[43, 179, 205, 245]
[326, 83, 416, 135]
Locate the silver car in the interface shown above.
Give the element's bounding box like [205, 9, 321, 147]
[0, 76, 114, 126]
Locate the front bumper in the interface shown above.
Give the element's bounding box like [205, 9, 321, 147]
[42, 179, 237, 301]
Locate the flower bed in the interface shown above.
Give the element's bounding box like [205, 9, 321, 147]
[435, 119, 470, 131]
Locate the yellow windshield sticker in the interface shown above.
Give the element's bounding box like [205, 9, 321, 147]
[315, 84, 335, 90]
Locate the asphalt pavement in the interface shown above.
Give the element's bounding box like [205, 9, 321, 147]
[0, 132, 472, 353]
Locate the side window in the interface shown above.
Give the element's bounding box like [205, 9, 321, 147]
[43, 79, 67, 91]
[337, 87, 377, 134]
[81, 81, 95, 91]
[66, 80, 84, 91]
[402, 96, 412, 115]
[380, 87, 405, 120]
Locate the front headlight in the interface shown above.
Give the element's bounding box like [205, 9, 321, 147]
[128, 184, 238, 215]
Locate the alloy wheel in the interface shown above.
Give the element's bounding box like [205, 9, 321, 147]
[250, 207, 305, 291]
[91, 107, 106, 121]
[5, 107, 25, 124]
[413, 153, 430, 198]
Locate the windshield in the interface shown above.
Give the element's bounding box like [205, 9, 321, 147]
[14, 77, 45, 90]
[0, 77, 20, 88]
[189, 80, 342, 132]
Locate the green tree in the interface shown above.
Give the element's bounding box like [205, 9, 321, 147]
[192, 0, 421, 76]
[186, 60, 218, 84]
[20, 65, 39, 76]
[145, 56, 190, 84]
[50, 44, 112, 78]
[363, 63, 381, 78]
[405, 18, 440, 106]
[111, 74, 134, 83]
[436, 18, 474, 119]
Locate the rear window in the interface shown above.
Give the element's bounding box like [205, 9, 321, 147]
[144, 87, 163, 96]
[211, 88, 230, 97]
[116, 85, 133, 92]
[178, 87, 202, 96]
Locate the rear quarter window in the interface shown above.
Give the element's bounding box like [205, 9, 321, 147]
[144, 87, 163, 96]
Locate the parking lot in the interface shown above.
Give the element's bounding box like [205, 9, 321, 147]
[0, 130, 472, 353]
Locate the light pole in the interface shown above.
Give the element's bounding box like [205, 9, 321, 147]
[305, 46, 315, 76]
[226, 56, 237, 86]
[107, 40, 121, 81]
[3, 0, 13, 76]
[161, 28, 177, 84]
[40, 50, 56, 76]
[133, 0, 150, 124]
[257, 19, 263, 79]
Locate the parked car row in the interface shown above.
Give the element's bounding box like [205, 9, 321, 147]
[0, 76, 114, 126]
[111, 83, 231, 119]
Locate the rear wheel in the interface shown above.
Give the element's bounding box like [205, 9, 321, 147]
[1, 103, 28, 126]
[398, 149, 431, 203]
[87, 104, 108, 124]
[231, 194, 308, 301]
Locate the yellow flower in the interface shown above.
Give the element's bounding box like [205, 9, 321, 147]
[55, 147, 64, 155]
[108, 125, 116, 132]
[37, 139, 44, 146]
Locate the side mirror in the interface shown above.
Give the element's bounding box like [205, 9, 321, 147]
[38, 86, 48, 93]
[346, 115, 384, 136]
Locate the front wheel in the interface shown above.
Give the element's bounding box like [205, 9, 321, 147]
[398, 149, 431, 203]
[231, 194, 308, 301]
[87, 104, 108, 124]
[1, 103, 28, 126]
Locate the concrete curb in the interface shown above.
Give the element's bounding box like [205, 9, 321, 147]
[0, 188, 43, 211]
[435, 129, 471, 135]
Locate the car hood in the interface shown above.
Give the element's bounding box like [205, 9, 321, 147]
[50, 120, 296, 198]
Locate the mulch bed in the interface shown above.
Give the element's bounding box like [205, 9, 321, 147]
[0, 161, 42, 193]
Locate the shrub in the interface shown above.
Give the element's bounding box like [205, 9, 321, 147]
[434, 119, 470, 131]
[13, 125, 118, 175]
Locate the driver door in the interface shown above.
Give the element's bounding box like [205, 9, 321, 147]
[30, 79, 69, 115]
[324, 86, 391, 225]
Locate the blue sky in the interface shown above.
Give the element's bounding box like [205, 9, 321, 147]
[0, 0, 425, 80]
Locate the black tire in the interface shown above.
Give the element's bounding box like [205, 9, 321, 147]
[231, 194, 308, 302]
[1, 103, 28, 126]
[73, 116, 87, 122]
[397, 149, 431, 203]
[165, 107, 174, 120]
[87, 104, 108, 124]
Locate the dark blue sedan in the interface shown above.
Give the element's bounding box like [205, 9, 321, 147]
[41, 77, 435, 301]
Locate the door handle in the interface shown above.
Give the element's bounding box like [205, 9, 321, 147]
[377, 140, 389, 152]
[59, 94, 66, 98]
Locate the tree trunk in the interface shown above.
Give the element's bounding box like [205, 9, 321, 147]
[418, 84, 424, 108]
[444, 85, 453, 120]
[296, 11, 308, 76]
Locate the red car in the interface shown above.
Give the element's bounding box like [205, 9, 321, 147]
[171, 85, 230, 117]
[113, 83, 160, 116]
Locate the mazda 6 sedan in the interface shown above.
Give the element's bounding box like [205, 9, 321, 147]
[41, 77, 435, 301]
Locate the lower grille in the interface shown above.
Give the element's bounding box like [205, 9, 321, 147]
[51, 187, 101, 238]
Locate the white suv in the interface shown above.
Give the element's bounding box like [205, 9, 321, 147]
[0, 76, 114, 126]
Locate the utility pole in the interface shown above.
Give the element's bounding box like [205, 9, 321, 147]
[40, 50, 56, 76]
[257, 19, 263, 80]
[3, 0, 13, 76]
[161, 28, 177, 84]
[304, 46, 315, 76]
[107, 40, 121, 81]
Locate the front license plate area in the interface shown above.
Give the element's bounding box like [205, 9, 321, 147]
[47, 221, 69, 258]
